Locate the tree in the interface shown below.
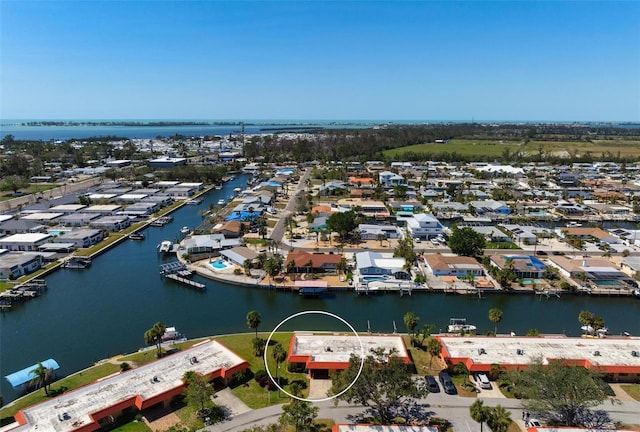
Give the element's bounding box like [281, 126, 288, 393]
[403, 311, 420, 345]
[272, 343, 287, 386]
[426, 337, 442, 368]
[487, 405, 512, 432]
[1, 175, 28, 194]
[183, 371, 214, 413]
[470, 399, 491, 432]
[488, 308, 503, 335]
[243, 258, 253, 276]
[144, 321, 166, 358]
[279, 398, 318, 432]
[247, 310, 261, 338]
[508, 359, 611, 427]
[578, 310, 605, 334]
[330, 349, 427, 424]
[253, 337, 266, 357]
[448, 226, 486, 257]
[29, 362, 54, 395]
[414, 323, 435, 347]
[326, 210, 357, 243]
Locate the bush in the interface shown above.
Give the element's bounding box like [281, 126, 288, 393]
[254, 369, 269, 387]
[119, 362, 131, 372]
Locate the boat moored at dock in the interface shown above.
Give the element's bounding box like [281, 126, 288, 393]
[447, 318, 477, 334]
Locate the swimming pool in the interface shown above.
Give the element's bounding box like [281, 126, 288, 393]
[595, 280, 621, 286]
[521, 279, 542, 285]
[209, 259, 232, 270]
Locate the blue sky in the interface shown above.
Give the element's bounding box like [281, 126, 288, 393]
[1, 1, 639, 121]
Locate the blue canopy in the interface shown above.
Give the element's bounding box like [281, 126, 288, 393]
[5, 359, 60, 389]
[225, 211, 262, 222]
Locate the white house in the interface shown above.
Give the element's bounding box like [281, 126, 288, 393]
[0, 233, 53, 252]
[404, 213, 445, 240]
[56, 229, 104, 248]
[378, 171, 405, 188]
[355, 252, 409, 280]
[0, 253, 43, 280]
[358, 224, 401, 240]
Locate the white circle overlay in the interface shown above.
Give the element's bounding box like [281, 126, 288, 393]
[263, 310, 365, 403]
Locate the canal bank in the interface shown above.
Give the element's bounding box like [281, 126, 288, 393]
[2, 174, 640, 404]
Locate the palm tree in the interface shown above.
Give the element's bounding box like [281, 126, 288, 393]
[488, 308, 503, 336]
[426, 337, 442, 369]
[144, 322, 166, 358]
[243, 258, 252, 276]
[487, 405, 512, 432]
[29, 362, 54, 395]
[470, 399, 490, 432]
[246, 310, 261, 338]
[403, 312, 419, 345]
[272, 343, 287, 387]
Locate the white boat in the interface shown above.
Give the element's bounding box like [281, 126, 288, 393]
[157, 241, 173, 254]
[161, 326, 184, 342]
[633, 289, 640, 299]
[447, 318, 477, 334]
[566, 221, 582, 227]
[180, 226, 190, 235]
[217, 199, 225, 206]
[185, 198, 202, 205]
[581, 325, 608, 335]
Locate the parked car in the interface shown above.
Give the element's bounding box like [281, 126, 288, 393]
[438, 370, 456, 394]
[425, 375, 440, 393]
[475, 373, 492, 389]
[536, 250, 548, 256]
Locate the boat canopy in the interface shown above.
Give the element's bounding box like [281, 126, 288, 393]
[5, 358, 60, 389]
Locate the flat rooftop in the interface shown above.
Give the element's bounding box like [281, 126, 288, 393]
[439, 336, 640, 372]
[13, 339, 248, 432]
[334, 426, 439, 432]
[290, 334, 408, 365]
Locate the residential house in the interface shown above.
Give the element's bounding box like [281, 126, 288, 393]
[469, 200, 511, 215]
[355, 251, 410, 280]
[357, 224, 401, 240]
[489, 255, 545, 279]
[0, 233, 53, 252]
[424, 254, 484, 277]
[0, 253, 43, 280]
[378, 171, 405, 188]
[57, 213, 101, 227]
[403, 213, 445, 240]
[183, 234, 242, 255]
[285, 250, 342, 273]
[219, 246, 258, 267]
[56, 229, 104, 248]
[213, 220, 247, 238]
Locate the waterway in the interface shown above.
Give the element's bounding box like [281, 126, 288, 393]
[0, 121, 372, 141]
[2, 174, 640, 403]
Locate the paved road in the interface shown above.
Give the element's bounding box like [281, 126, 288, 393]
[210, 391, 640, 432]
[270, 168, 311, 251]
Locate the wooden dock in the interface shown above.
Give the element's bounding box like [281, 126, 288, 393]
[165, 274, 206, 290]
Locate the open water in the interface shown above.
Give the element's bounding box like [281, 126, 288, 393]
[1, 175, 640, 404]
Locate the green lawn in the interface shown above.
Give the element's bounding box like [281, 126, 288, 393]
[620, 384, 640, 401]
[216, 332, 310, 409]
[111, 421, 152, 432]
[382, 138, 640, 160]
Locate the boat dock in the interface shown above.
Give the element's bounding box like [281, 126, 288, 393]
[164, 274, 206, 290]
[0, 280, 48, 310]
[160, 262, 205, 290]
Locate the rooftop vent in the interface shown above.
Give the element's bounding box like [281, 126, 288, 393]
[478, 348, 486, 355]
[632, 351, 640, 357]
[593, 351, 601, 356]
[516, 349, 524, 355]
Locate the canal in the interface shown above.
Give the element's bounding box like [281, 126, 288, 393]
[1, 174, 639, 403]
